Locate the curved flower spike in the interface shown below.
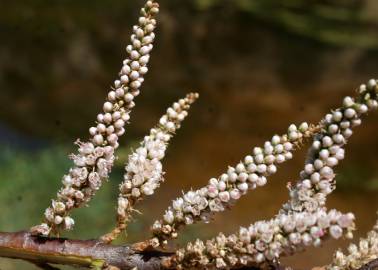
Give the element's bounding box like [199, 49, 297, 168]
[281, 79, 378, 215]
[151, 120, 321, 246]
[151, 79, 378, 247]
[168, 208, 355, 269]
[101, 93, 199, 243]
[328, 213, 378, 270]
[31, 0, 160, 237]
[168, 78, 378, 268]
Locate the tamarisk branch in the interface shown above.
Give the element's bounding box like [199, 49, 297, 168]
[0, 231, 376, 270]
[1, 0, 377, 268]
[0, 231, 172, 270]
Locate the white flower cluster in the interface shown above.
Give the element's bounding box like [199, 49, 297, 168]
[170, 79, 377, 268]
[30, 0, 159, 237]
[329, 215, 378, 270]
[151, 121, 319, 244]
[282, 79, 378, 215]
[37, 142, 115, 235]
[174, 208, 355, 269]
[101, 93, 198, 243]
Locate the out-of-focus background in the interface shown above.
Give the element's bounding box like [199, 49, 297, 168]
[1, 0, 378, 269]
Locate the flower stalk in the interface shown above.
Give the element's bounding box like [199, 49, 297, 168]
[1, 0, 375, 267]
[151, 122, 321, 245]
[31, 0, 160, 237]
[101, 93, 199, 243]
[282, 79, 378, 215]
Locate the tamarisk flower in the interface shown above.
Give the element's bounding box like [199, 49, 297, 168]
[158, 80, 377, 267]
[101, 93, 199, 243]
[169, 208, 355, 269]
[31, 0, 160, 236]
[207, 78, 378, 268]
[169, 79, 378, 265]
[151, 121, 320, 245]
[328, 214, 378, 270]
[281, 79, 378, 215]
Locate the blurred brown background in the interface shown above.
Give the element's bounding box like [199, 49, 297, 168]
[1, 0, 378, 269]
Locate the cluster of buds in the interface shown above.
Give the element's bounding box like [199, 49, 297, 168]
[173, 208, 355, 269]
[40, 142, 115, 235]
[101, 93, 198, 243]
[282, 79, 378, 214]
[328, 215, 378, 270]
[30, 0, 159, 237]
[16, 0, 377, 264]
[151, 121, 320, 245]
[170, 79, 377, 267]
[90, 0, 159, 149]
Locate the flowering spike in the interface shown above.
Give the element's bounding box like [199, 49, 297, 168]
[170, 79, 377, 268]
[171, 208, 355, 269]
[150, 121, 320, 245]
[281, 79, 378, 215]
[100, 93, 199, 243]
[30, 0, 160, 237]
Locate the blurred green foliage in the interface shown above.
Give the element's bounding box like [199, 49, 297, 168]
[195, 0, 378, 48]
[0, 146, 70, 232]
[2, 0, 377, 49]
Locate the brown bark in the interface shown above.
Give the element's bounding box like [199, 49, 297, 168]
[0, 231, 172, 270]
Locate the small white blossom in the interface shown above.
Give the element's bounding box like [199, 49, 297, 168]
[31, 0, 160, 237]
[101, 93, 198, 243]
